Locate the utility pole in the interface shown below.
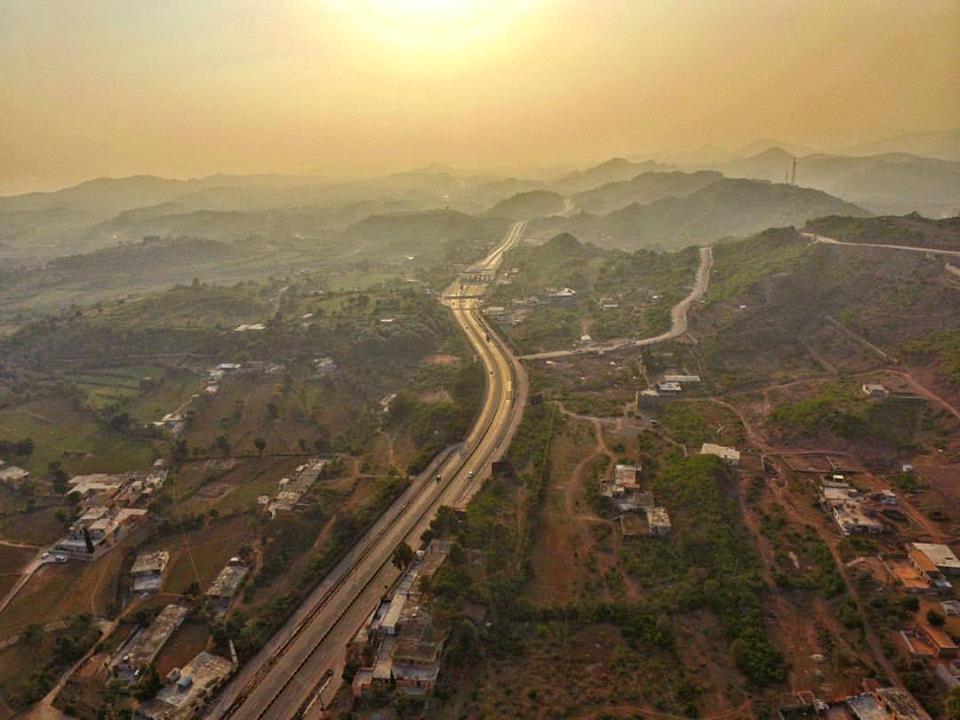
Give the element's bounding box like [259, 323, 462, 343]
[791, 156, 797, 185]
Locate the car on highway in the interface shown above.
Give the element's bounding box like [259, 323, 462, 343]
[467, 470, 475, 479]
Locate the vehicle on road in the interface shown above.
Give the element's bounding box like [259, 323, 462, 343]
[54, 554, 67, 563]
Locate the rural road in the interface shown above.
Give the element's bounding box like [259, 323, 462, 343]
[521, 245, 714, 360]
[802, 231, 960, 258]
[205, 223, 529, 720]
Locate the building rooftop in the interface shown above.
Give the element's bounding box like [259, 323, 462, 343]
[206, 563, 248, 599]
[131, 551, 170, 576]
[700, 443, 741, 463]
[115, 605, 188, 677]
[874, 687, 933, 719]
[0, 466, 30, 483]
[143, 650, 233, 717]
[909, 543, 960, 572]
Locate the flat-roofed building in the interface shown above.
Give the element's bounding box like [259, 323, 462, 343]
[646, 507, 672, 536]
[114, 605, 188, 682]
[131, 551, 170, 593]
[908, 543, 960, 576]
[700, 443, 741, 466]
[205, 560, 248, 614]
[136, 650, 233, 719]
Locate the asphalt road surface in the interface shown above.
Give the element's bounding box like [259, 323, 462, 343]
[205, 222, 529, 720]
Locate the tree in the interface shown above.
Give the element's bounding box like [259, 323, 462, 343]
[927, 609, 946, 627]
[133, 665, 162, 701]
[48, 461, 69, 494]
[392, 542, 415, 571]
[214, 435, 231, 456]
[254, 437, 266, 455]
[13, 438, 34, 457]
[54, 509, 72, 528]
[172, 439, 189, 464]
[946, 687, 960, 720]
[21, 624, 43, 647]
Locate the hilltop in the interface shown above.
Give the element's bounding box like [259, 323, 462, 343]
[529, 177, 867, 250]
[486, 190, 566, 219]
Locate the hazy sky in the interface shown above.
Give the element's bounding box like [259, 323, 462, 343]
[1, 0, 958, 194]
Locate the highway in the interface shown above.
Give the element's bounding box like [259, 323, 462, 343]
[204, 221, 528, 720]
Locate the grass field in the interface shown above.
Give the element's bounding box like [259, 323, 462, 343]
[0, 398, 159, 475]
[0, 505, 68, 546]
[148, 515, 257, 594]
[63, 365, 166, 412]
[0, 543, 127, 639]
[124, 369, 199, 423]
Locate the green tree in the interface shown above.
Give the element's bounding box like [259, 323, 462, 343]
[254, 437, 266, 455]
[392, 542, 415, 571]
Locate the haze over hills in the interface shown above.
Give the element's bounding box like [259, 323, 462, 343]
[710, 148, 960, 217]
[571, 170, 724, 215]
[529, 176, 868, 250]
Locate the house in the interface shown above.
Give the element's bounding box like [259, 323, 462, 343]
[391, 612, 447, 696]
[700, 443, 741, 466]
[601, 464, 643, 510]
[862, 383, 889, 398]
[544, 287, 577, 303]
[646, 507, 672, 536]
[917, 623, 958, 658]
[942, 600, 960, 617]
[205, 559, 248, 614]
[907, 546, 953, 590]
[114, 605, 189, 681]
[131, 551, 170, 593]
[136, 650, 233, 719]
[908, 543, 960, 576]
[663, 374, 701, 384]
[657, 382, 682, 393]
[0, 465, 31, 487]
[55, 507, 149, 559]
[832, 503, 884, 536]
[847, 688, 934, 719]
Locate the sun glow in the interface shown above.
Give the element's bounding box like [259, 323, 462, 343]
[325, 0, 539, 56]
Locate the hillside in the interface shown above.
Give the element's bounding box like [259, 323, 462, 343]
[572, 170, 723, 214]
[714, 149, 960, 217]
[486, 190, 566, 219]
[805, 213, 960, 251]
[345, 209, 508, 260]
[529, 178, 868, 250]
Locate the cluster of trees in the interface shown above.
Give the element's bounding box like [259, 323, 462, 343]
[11, 614, 100, 709]
[0, 437, 34, 458]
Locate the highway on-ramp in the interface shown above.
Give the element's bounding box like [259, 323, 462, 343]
[205, 222, 528, 720]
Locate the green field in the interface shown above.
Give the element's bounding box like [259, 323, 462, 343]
[0, 398, 159, 475]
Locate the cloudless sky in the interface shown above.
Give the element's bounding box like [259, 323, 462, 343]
[1, 0, 958, 193]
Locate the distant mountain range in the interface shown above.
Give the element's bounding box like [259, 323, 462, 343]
[1, 139, 956, 262]
[529, 176, 868, 250]
[711, 148, 959, 217]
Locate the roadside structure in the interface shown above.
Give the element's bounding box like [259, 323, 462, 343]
[113, 604, 189, 682]
[206, 558, 249, 614]
[136, 650, 234, 720]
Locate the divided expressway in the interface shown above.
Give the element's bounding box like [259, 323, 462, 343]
[205, 222, 528, 720]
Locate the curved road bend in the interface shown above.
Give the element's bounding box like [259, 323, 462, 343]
[521, 245, 714, 361]
[205, 222, 528, 720]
